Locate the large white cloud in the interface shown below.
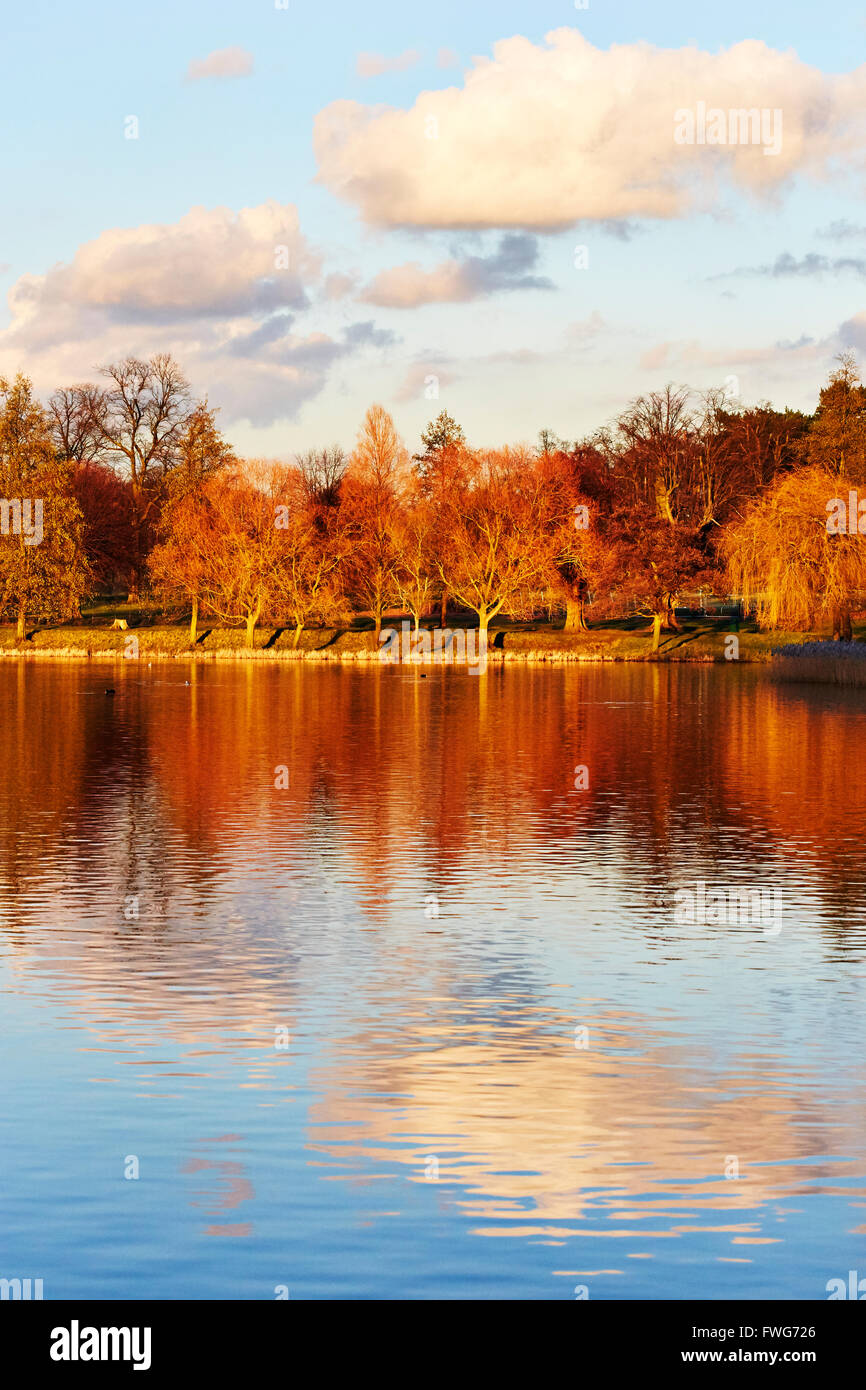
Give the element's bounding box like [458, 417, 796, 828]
[8, 202, 318, 330]
[314, 28, 866, 229]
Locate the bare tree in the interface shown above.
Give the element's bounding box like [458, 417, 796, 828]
[95, 354, 193, 500]
[296, 446, 347, 507]
[610, 385, 696, 524]
[48, 385, 106, 465]
[88, 354, 194, 596]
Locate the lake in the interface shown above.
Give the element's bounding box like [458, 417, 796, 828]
[1, 660, 865, 1300]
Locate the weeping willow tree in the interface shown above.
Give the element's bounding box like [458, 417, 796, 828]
[723, 465, 866, 638]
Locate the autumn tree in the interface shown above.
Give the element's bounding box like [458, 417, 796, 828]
[0, 375, 89, 638]
[415, 410, 465, 475]
[414, 409, 467, 624]
[392, 490, 437, 633]
[537, 444, 617, 631]
[439, 447, 559, 637]
[72, 464, 137, 593]
[148, 488, 217, 644]
[202, 469, 283, 647]
[151, 401, 235, 641]
[342, 405, 410, 640]
[605, 385, 696, 525]
[150, 467, 283, 647]
[272, 468, 347, 645]
[723, 464, 866, 639]
[803, 353, 866, 483]
[609, 505, 714, 651]
[165, 400, 235, 503]
[718, 402, 810, 500]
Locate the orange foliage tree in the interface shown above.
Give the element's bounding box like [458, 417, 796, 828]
[272, 467, 347, 644]
[723, 464, 866, 639]
[438, 447, 560, 636]
[341, 405, 410, 640]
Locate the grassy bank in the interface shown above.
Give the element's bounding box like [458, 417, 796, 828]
[1, 606, 863, 665]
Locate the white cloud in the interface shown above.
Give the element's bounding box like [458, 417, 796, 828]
[186, 46, 254, 82]
[315, 28, 866, 229]
[356, 49, 420, 79]
[8, 202, 318, 329]
[0, 204, 389, 428]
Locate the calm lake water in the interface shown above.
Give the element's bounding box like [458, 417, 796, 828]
[1, 660, 865, 1300]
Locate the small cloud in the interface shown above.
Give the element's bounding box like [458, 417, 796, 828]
[775, 333, 815, 350]
[817, 219, 866, 241]
[356, 49, 420, 79]
[437, 48, 460, 69]
[229, 314, 295, 356]
[342, 320, 398, 348]
[186, 47, 254, 83]
[711, 251, 866, 281]
[360, 234, 553, 308]
[597, 220, 640, 242]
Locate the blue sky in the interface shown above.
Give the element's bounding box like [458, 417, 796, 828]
[1, 0, 865, 457]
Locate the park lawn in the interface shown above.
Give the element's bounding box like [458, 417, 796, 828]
[0, 611, 862, 660]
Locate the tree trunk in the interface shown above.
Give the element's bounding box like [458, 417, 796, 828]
[654, 479, 675, 524]
[664, 595, 680, 631]
[440, 588, 448, 627]
[189, 596, 199, 646]
[564, 596, 588, 631]
[293, 621, 304, 648]
[374, 612, 382, 644]
[245, 611, 258, 648]
[650, 613, 663, 653]
[832, 604, 853, 642]
[16, 602, 25, 642]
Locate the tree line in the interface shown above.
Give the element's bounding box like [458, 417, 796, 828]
[1, 352, 865, 646]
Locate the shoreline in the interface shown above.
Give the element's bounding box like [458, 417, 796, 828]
[1, 625, 863, 680]
[0, 646, 740, 663]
